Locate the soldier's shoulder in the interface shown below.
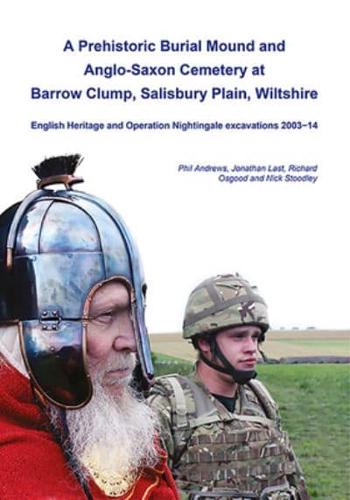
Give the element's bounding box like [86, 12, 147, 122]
[147, 376, 177, 420]
[150, 373, 196, 398]
[148, 373, 200, 417]
[246, 378, 279, 421]
[148, 373, 188, 400]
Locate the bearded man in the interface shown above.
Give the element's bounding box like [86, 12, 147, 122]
[0, 155, 178, 499]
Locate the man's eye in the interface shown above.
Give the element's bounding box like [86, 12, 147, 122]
[92, 311, 114, 323]
[100, 311, 114, 318]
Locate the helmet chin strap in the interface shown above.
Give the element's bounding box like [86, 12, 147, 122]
[199, 336, 257, 385]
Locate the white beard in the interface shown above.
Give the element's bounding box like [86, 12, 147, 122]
[49, 352, 159, 483]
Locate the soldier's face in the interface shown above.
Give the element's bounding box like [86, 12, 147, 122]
[86, 281, 137, 389]
[215, 325, 261, 370]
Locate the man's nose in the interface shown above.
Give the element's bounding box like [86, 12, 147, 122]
[112, 319, 137, 353]
[243, 336, 257, 352]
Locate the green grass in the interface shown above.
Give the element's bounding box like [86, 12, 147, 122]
[258, 365, 350, 500]
[153, 352, 193, 376]
[153, 356, 350, 499]
[272, 339, 350, 348]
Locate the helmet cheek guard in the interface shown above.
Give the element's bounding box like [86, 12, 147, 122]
[0, 155, 154, 408]
[19, 319, 91, 409]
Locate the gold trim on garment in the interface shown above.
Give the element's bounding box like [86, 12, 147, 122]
[83, 454, 139, 497]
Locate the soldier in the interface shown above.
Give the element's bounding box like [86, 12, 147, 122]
[148, 274, 309, 499]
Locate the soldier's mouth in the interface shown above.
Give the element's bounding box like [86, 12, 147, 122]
[239, 358, 256, 367]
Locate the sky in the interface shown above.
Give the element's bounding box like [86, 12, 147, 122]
[1, 1, 349, 332]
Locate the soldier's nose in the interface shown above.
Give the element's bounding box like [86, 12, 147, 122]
[244, 336, 257, 352]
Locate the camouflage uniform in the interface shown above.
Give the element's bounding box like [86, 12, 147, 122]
[148, 274, 309, 499]
[148, 371, 309, 499]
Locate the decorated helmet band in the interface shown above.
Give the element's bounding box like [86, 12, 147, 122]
[0, 155, 153, 408]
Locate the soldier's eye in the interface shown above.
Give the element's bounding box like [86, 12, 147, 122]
[232, 334, 245, 340]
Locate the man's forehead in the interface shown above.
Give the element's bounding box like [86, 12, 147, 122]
[218, 324, 262, 336]
[90, 281, 131, 312]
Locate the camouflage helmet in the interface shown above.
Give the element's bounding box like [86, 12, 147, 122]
[183, 273, 269, 340]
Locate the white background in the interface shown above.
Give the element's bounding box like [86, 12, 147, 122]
[1, 1, 349, 332]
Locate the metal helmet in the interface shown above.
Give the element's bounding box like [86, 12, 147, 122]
[0, 155, 153, 408]
[183, 273, 269, 384]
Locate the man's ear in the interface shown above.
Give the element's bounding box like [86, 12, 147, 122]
[197, 337, 211, 355]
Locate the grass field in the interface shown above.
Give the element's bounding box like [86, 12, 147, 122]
[258, 365, 350, 500]
[150, 329, 350, 361]
[151, 333, 350, 499]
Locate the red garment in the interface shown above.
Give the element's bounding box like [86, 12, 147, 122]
[0, 362, 179, 500]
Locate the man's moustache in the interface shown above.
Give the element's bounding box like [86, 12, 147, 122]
[90, 353, 136, 374]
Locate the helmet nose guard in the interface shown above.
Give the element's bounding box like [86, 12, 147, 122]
[0, 155, 154, 408]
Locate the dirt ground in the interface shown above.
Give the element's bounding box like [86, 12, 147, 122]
[150, 330, 350, 362]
